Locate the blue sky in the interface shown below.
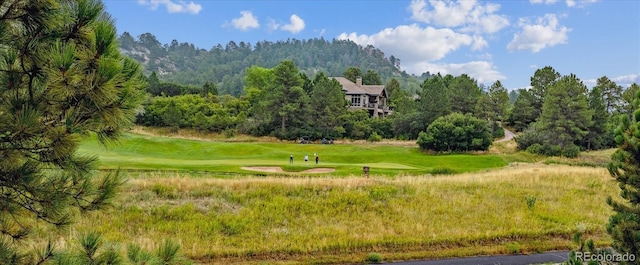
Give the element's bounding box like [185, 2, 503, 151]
[103, 0, 640, 90]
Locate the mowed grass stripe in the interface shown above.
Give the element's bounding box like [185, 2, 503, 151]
[79, 133, 507, 175]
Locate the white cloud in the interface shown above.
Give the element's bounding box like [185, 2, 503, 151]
[409, 61, 506, 84]
[267, 18, 280, 32]
[266, 15, 306, 34]
[409, 0, 509, 34]
[612, 74, 640, 85]
[338, 1, 508, 81]
[281, 14, 305, 34]
[530, 0, 599, 7]
[529, 0, 559, 4]
[471, 35, 488, 51]
[231, 11, 260, 31]
[585, 74, 640, 88]
[507, 14, 570, 53]
[137, 0, 201, 14]
[338, 24, 474, 64]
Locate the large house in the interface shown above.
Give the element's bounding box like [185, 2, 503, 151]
[333, 77, 392, 118]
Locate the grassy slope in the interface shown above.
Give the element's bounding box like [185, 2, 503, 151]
[79, 133, 507, 176]
[71, 130, 618, 264]
[74, 164, 616, 264]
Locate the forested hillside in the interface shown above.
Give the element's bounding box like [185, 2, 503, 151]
[117, 32, 426, 96]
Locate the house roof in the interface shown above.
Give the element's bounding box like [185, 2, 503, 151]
[332, 77, 386, 97]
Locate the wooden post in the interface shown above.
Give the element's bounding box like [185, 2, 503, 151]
[363, 166, 370, 178]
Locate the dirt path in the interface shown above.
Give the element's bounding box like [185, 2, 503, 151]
[497, 126, 516, 142]
[241, 166, 335, 174]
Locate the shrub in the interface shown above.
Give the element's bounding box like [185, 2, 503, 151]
[525, 195, 537, 210]
[365, 252, 383, 263]
[562, 145, 581, 158]
[515, 122, 546, 150]
[491, 121, 505, 139]
[417, 113, 492, 152]
[368, 132, 382, 142]
[526, 143, 544, 155]
[431, 168, 457, 175]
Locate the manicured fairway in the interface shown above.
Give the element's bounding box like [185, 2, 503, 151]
[78, 133, 507, 176]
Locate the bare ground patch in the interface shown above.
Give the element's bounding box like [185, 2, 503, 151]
[241, 166, 335, 174]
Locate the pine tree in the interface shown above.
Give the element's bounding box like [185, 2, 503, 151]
[537, 74, 592, 156]
[621, 83, 640, 119]
[448, 74, 481, 114]
[418, 74, 450, 129]
[607, 83, 640, 258]
[309, 73, 349, 138]
[363, 69, 382, 85]
[530, 66, 560, 118]
[507, 89, 537, 131]
[583, 87, 608, 150]
[594, 76, 623, 113]
[343, 67, 362, 83]
[0, 0, 145, 261]
[267, 60, 310, 138]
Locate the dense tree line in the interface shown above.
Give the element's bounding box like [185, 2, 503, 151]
[509, 66, 639, 157]
[389, 73, 507, 142]
[135, 58, 639, 156]
[117, 33, 426, 96]
[136, 62, 396, 140]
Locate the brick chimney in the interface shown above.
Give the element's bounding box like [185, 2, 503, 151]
[356, 77, 362, 87]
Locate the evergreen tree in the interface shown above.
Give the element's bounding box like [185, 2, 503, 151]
[363, 69, 382, 85]
[417, 74, 450, 130]
[621, 83, 639, 118]
[583, 87, 608, 149]
[163, 100, 182, 132]
[530, 66, 560, 119]
[267, 60, 311, 138]
[202, 81, 218, 96]
[448, 74, 481, 114]
[508, 89, 538, 131]
[537, 74, 593, 154]
[0, 0, 145, 261]
[488, 80, 510, 121]
[309, 74, 349, 138]
[594, 76, 623, 113]
[385, 78, 401, 103]
[475, 80, 509, 121]
[343, 67, 362, 83]
[607, 83, 640, 258]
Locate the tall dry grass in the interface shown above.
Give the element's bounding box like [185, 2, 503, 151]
[71, 164, 616, 264]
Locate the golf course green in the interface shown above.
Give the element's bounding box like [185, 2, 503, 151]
[78, 133, 508, 176]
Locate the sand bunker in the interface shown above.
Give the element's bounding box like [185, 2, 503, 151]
[241, 166, 335, 174]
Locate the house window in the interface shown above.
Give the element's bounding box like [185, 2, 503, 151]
[351, 96, 361, 106]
